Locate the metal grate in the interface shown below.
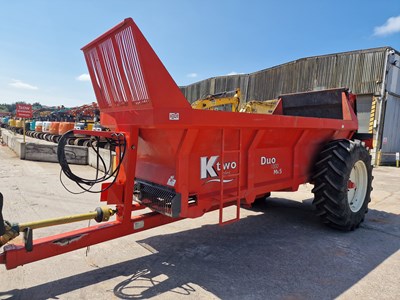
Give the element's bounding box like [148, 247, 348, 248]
[116, 26, 149, 104]
[134, 180, 181, 217]
[84, 26, 149, 109]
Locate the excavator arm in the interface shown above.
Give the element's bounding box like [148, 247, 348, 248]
[191, 89, 241, 112]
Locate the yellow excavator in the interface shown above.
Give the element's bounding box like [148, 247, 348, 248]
[239, 100, 279, 114]
[191, 88, 280, 114]
[191, 89, 241, 112]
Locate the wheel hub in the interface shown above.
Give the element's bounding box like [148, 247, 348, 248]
[347, 160, 368, 212]
[347, 180, 356, 189]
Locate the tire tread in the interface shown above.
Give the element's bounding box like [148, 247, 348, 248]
[312, 139, 373, 231]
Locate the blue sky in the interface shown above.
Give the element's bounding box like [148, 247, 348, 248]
[1, 0, 399, 107]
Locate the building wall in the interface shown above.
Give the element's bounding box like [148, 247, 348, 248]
[180, 47, 388, 104]
[381, 94, 400, 153]
[380, 51, 400, 164]
[181, 75, 249, 106]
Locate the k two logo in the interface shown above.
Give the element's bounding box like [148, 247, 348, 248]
[200, 156, 236, 184]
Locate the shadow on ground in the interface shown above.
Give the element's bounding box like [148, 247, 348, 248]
[1, 197, 399, 299]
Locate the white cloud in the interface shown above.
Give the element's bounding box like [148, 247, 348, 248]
[76, 73, 91, 81]
[9, 79, 38, 90]
[186, 73, 198, 78]
[226, 71, 243, 76]
[374, 15, 400, 36]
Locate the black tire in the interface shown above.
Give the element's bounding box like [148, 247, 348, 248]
[312, 139, 372, 231]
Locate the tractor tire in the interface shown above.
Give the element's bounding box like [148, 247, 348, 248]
[312, 139, 372, 231]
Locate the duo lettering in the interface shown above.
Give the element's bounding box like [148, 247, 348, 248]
[260, 156, 276, 165]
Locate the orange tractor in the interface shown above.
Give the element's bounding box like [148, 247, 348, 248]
[0, 18, 372, 270]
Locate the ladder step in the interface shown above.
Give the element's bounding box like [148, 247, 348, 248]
[219, 128, 242, 226]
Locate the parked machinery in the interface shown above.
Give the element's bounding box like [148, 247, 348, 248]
[0, 18, 372, 270]
[191, 89, 241, 112]
[191, 89, 280, 115]
[7, 102, 103, 145]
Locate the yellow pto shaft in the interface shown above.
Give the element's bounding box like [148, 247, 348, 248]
[19, 211, 98, 231]
[0, 206, 116, 247]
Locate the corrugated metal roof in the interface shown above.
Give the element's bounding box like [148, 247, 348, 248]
[180, 47, 392, 103]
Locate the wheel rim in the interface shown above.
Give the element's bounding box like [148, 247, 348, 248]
[347, 160, 368, 212]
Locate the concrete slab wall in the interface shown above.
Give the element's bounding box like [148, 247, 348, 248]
[1, 128, 117, 169]
[1, 128, 87, 165]
[88, 147, 115, 174]
[1, 128, 24, 157]
[25, 143, 87, 164]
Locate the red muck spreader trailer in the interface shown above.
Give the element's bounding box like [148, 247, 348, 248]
[0, 18, 373, 270]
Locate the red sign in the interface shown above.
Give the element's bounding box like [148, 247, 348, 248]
[16, 104, 33, 118]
